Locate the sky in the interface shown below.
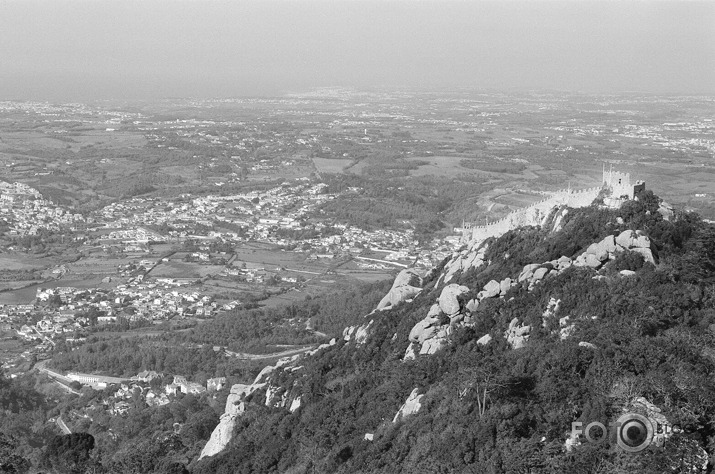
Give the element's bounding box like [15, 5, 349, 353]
[1, 0, 713, 101]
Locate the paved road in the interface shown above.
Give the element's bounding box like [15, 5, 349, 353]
[56, 416, 72, 435]
[224, 345, 318, 360]
[35, 360, 81, 395]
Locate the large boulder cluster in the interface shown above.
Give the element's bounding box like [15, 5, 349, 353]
[440, 243, 488, 284]
[439, 284, 470, 316]
[518, 256, 572, 289]
[504, 317, 531, 349]
[573, 230, 655, 268]
[345, 268, 425, 346]
[405, 275, 516, 359]
[406, 302, 454, 358]
[404, 229, 655, 360]
[515, 230, 654, 290]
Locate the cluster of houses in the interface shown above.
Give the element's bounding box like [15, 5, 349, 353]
[64, 370, 228, 417]
[1, 175, 453, 278]
[32, 282, 221, 325]
[0, 181, 84, 236]
[92, 182, 329, 242]
[4, 280, 231, 362]
[83, 181, 429, 260]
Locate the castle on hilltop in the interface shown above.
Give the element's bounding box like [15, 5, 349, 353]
[602, 164, 645, 200]
[460, 166, 645, 245]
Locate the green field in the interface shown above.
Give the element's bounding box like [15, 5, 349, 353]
[311, 157, 352, 174]
[0, 254, 54, 271]
[151, 260, 221, 279]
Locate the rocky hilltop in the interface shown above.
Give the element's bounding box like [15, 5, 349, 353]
[195, 190, 715, 474]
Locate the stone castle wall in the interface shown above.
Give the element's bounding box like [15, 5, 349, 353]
[462, 186, 603, 244]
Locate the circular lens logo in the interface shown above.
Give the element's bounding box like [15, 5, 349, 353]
[615, 413, 653, 453]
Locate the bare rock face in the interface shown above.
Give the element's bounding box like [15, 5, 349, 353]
[377, 286, 421, 311]
[393, 268, 423, 288]
[392, 388, 424, 422]
[593, 234, 617, 254]
[532, 267, 550, 282]
[427, 303, 442, 318]
[574, 230, 654, 270]
[586, 241, 610, 262]
[504, 317, 531, 349]
[552, 256, 572, 271]
[442, 243, 488, 284]
[438, 284, 469, 316]
[354, 321, 373, 344]
[578, 341, 597, 350]
[408, 316, 441, 343]
[419, 325, 451, 355]
[499, 278, 513, 296]
[629, 247, 655, 264]
[480, 280, 501, 299]
[403, 342, 418, 361]
[476, 334, 492, 345]
[420, 336, 448, 355]
[199, 384, 254, 459]
[615, 229, 636, 248]
[616, 229, 650, 249]
[353, 268, 426, 347]
[518, 264, 542, 283]
[465, 299, 479, 312]
[584, 253, 602, 268]
[376, 268, 423, 310]
[550, 207, 569, 233]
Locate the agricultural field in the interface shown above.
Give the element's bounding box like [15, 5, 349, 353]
[0, 254, 55, 271]
[311, 157, 351, 174]
[150, 259, 223, 279]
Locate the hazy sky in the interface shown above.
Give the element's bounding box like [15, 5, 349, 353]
[1, 0, 714, 100]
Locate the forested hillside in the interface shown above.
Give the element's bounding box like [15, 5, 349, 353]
[4, 191, 715, 473]
[193, 191, 715, 474]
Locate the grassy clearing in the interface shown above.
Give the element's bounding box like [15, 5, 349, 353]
[312, 157, 351, 174]
[151, 261, 217, 279]
[0, 254, 53, 271]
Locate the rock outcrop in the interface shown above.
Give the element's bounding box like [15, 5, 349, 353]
[403, 342, 418, 361]
[518, 263, 557, 289]
[441, 243, 488, 284]
[574, 230, 655, 269]
[419, 327, 450, 355]
[406, 229, 655, 359]
[504, 318, 531, 349]
[200, 344, 337, 460]
[344, 268, 425, 347]
[409, 312, 441, 344]
[377, 268, 423, 310]
[438, 284, 469, 316]
[393, 388, 424, 422]
[479, 280, 501, 299]
[199, 381, 263, 459]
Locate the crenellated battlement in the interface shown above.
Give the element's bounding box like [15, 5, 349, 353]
[461, 186, 604, 244]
